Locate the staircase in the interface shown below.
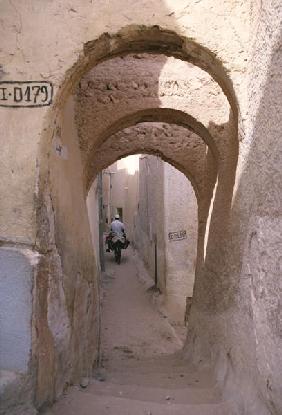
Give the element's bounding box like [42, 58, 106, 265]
[44, 250, 235, 415]
[45, 355, 234, 415]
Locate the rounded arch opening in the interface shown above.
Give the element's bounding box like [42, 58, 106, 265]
[85, 117, 216, 286]
[54, 25, 239, 119]
[87, 152, 199, 329]
[84, 108, 219, 193]
[38, 25, 238, 257]
[34, 25, 240, 408]
[37, 27, 236, 261]
[90, 147, 200, 200]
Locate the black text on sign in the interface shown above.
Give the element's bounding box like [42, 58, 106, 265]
[168, 230, 187, 241]
[0, 81, 53, 108]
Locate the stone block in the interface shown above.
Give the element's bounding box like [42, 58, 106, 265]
[0, 247, 34, 373]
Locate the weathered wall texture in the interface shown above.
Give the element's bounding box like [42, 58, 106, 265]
[86, 178, 100, 271]
[124, 168, 139, 242]
[135, 155, 197, 324]
[183, 4, 282, 415]
[33, 96, 100, 409]
[89, 122, 214, 201]
[76, 52, 232, 192]
[135, 155, 166, 293]
[163, 162, 197, 324]
[222, 2, 281, 412]
[1, 0, 281, 414]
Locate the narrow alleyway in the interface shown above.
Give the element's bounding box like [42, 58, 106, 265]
[45, 248, 233, 415]
[100, 247, 183, 365]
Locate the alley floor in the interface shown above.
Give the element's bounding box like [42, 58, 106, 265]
[44, 248, 233, 415]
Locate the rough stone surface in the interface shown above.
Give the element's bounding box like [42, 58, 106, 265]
[76, 54, 231, 165]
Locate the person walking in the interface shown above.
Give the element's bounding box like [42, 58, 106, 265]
[110, 214, 125, 236]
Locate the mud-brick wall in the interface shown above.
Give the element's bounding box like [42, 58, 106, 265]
[228, 2, 282, 411]
[163, 162, 197, 324]
[86, 178, 100, 271]
[184, 3, 282, 414]
[34, 95, 100, 407]
[136, 155, 197, 324]
[135, 155, 166, 291]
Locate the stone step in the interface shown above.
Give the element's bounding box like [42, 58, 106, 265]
[45, 388, 234, 415]
[98, 358, 216, 390]
[102, 370, 214, 388]
[85, 379, 221, 405]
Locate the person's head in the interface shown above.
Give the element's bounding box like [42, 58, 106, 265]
[114, 214, 120, 220]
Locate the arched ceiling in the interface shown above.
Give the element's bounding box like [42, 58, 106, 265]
[87, 122, 217, 206]
[71, 49, 238, 219]
[75, 53, 232, 169]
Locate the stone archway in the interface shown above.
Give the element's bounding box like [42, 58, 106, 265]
[54, 26, 239, 115]
[34, 26, 239, 409]
[86, 117, 217, 272]
[1, 2, 280, 413]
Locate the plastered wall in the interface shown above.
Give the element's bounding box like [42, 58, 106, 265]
[135, 155, 166, 292]
[86, 178, 100, 272]
[135, 155, 197, 324]
[164, 162, 197, 324]
[33, 96, 100, 407]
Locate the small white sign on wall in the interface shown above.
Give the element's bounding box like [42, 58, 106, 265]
[168, 230, 187, 241]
